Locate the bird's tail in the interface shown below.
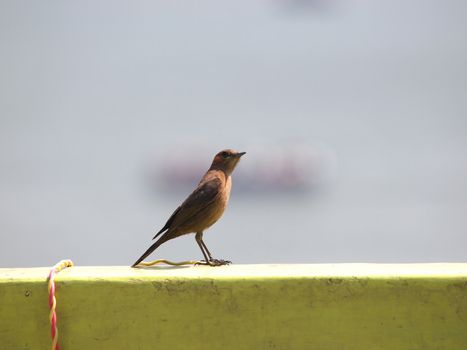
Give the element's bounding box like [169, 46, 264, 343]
[131, 235, 169, 267]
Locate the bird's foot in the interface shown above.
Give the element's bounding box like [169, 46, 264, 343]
[196, 259, 231, 266]
[209, 258, 231, 266]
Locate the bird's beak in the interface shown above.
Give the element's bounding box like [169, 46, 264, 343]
[236, 152, 246, 158]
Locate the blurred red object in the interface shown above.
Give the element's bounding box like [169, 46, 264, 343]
[149, 144, 335, 195]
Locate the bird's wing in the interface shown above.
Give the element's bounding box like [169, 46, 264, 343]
[153, 206, 181, 239]
[153, 176, 222, 239]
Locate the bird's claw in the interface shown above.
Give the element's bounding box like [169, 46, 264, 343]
[195, 259, 231, 266]
[210, 259, 231, 266]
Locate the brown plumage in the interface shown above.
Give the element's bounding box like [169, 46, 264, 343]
[132, 149, 246, 267]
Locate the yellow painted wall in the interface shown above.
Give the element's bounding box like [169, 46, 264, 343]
[1, 264, 466, 349]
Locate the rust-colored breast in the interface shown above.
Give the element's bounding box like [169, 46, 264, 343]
[193, 172, 231, 232]
[215, 174, 231, 219]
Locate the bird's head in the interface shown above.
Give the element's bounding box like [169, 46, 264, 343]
[210, 149, 246, 175]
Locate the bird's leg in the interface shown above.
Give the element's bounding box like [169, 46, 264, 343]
[201, 239, 231, 265]
[195, 232, 211, 264]
[195, 232, 231, 266]
[200, 239, 213, 260]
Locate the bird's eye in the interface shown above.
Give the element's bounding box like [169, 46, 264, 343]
[221, 151, 229, 159]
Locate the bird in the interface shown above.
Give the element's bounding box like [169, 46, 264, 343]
[132, 149, 246, 267]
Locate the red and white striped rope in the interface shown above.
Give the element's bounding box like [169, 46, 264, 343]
[47, 259, 74, 350]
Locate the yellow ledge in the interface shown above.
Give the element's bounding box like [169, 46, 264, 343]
[1, 264, 466, 349]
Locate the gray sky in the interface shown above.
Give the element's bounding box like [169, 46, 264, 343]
[1, 0, 466, 267]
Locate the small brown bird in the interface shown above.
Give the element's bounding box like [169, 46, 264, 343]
[132, 149, 246, 267]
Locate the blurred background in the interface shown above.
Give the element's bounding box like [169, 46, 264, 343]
[1, 0, 466, 267]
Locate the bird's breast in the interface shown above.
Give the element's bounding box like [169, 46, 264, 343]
[222, 175, 232, 203]
[202, 175, 232, 230]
